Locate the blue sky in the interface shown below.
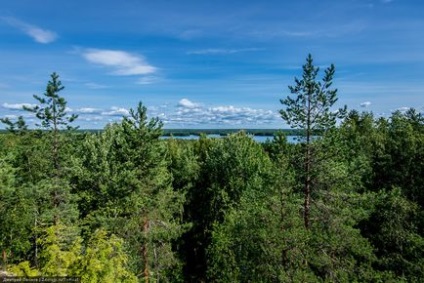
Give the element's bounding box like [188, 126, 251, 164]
[1, 0, 423, 129]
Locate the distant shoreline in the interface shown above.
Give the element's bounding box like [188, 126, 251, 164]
[0, 128, 300, 136]
[161, 129, 298, 137]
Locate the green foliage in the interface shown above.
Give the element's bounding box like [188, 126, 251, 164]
[166, 138, 200, 193]
[29, 179, 78, 228]
[0, 155, 33, 263]
[206, 185, 305, 282]
[280, 54, 347, 133]
[262, 130, 291, 162]
[71, 229, 137, 283]
[38, 225, 80, 276]
[182, 133, 279, 281]
[23, 72, 78, 131]
[340, 109, 424, 282]
[7, 226, 137, 283]
[0, 116, 28, 134]
[373, 110, 424, 203]
[361, 188, 424, 281]
[280, 54, 347, 229]
[73, 102, 185, 282]
[303, 129, 383, 281]
[7, 261, 40, 277]
[2, 71, 424, 282]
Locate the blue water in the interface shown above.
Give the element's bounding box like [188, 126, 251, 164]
[161, 135, 301, 143]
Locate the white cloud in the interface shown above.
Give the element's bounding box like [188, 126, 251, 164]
[3, 114, 18, 119]
[82, 49, 156, 76]
[80, 116, 104, 122]
[101, 106, 130, 116]
[76, 107, 102, 114]
[207, 106, 277, 123]
[84, 82, 108, 89]
[360, 101, 372, 107]
[136, 76, 159, 85]
[2, 102, 37, 110]
[1, 17, 57, 44]
[210, 105, 241, 114]
[178, 98, 201, 109]
[25, 26, 56, 44]
[171, 99, 279, 126]
[0, 100, 279, 128]
[396, 106, 410, 112]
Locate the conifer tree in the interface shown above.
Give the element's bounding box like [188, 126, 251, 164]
[280, 54, 346, 229]
[24, 72, 78, 173]
[73, 102, 185, 282]
[19, 73, 79, 267]
[20, 73, 79, 229]
[0, 116, 28, 134]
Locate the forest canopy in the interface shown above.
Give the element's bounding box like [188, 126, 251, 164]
[1, 58, 424, 282]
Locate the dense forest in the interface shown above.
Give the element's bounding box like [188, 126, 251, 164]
[1, 57, 424, 282]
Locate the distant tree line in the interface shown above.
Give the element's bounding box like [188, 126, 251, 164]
[161, 129, 300, 137]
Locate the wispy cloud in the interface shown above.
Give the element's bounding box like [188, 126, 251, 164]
[2, 102, 37, 110]
[248, 20, 367, 40]
[100, 106, 130, 116]
[396, 106, 410, 112]
[1, 17, 57, 44]
[3, 114, 19, 120]
[75, 107, 103, 114]
[360, 101, 372, 108]
[179, 29, 204, 40]
[80, 116, 104, 122]
[84, 82, 108, 89]
[136, 76, 160, 85]
[187, 48, 263, 55]
[178, 98, 201, 109]
[82, 49, 157, 76]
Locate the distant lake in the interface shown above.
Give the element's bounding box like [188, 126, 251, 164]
[161, 135, 302, 143]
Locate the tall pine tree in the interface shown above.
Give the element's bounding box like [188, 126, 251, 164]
[280, 54, 346, 229]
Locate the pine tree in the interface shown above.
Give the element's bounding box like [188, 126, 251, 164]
[280, 54, 346, 229]
[24, 72, 78, 173]
[73, 102, 185, 282]
[0, 116, 28, 134]
[16, 73, 80, 268]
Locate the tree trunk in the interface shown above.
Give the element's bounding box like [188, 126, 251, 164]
[142, 218, 149, 283]
[52, 102, 60, 226]
[304, 144, 311, 229]
[304, 90, 312, 229]
[34, 210, 39, 268]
